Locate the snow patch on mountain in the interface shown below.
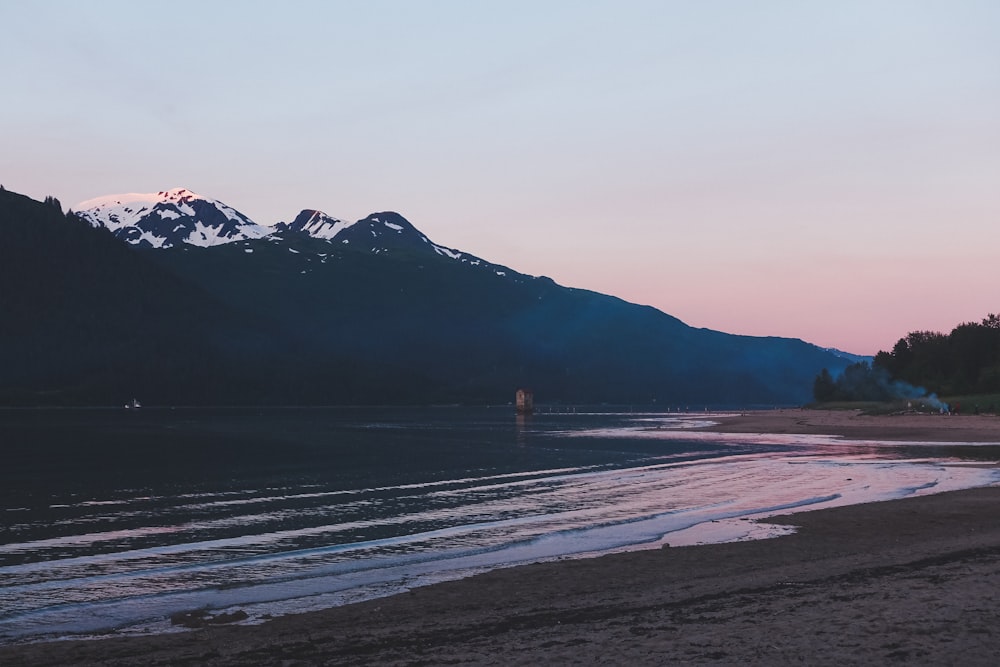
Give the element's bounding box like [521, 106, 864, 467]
[434, 246, 461, 259]
[274, 210, 356, 239]
[75, 188, 271, 248]
[271, 208, 527, 283]
[74, 189, 530, 285]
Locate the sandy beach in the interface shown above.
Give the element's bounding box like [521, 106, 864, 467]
[3, 409, 999, 666]
[709, 407, 1000, 443]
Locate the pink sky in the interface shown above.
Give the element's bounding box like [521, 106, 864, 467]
[3, 1, 998, 356]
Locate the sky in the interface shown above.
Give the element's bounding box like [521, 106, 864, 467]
[3, 1, 999, 355]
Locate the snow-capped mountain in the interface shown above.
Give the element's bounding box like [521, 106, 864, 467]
[75, 188, 472, 261]
[269, 209, 513, 279]
[75, 188, 272, 248]
[279, 210, 473, 260]
[74, 188, 514, 280]
[273, 210, 354, 239]
[74, 187, 517, 283]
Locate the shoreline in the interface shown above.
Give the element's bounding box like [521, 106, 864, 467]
[3, 409, 1000, 665]
[4, 486, 999, 665]
[702, 407, 1000, 443]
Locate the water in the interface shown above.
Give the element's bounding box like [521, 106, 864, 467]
[1, 406, 998, 644]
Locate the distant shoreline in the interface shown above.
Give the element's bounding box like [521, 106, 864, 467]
[702, 407, 1000, 443]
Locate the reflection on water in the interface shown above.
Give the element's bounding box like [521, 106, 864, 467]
[1, 407, 997, 643]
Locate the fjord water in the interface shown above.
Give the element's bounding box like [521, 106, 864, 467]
[2, 407, 998, 643]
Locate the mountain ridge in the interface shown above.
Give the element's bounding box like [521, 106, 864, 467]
[77, 188, 532, 282]
[3, 186, 853, 405]
[274, 209, 353, 239]
[77, 188, 486, 260]
[75, 187, 271, 248]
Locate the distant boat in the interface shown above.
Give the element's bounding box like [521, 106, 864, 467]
[124, 398, 141, 409]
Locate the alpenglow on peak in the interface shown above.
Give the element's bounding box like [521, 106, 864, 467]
[74, 188, 272, 249]
[74, 189, 491, 267]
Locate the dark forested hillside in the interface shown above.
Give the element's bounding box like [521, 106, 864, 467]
[2, 188, 851, 406]
[147, 232, 848, 406]
[0, 189, 275, 405]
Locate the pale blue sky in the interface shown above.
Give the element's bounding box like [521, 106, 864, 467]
[3, 1, 999, 354]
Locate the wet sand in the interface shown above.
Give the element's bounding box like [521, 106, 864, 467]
[3, 410, 999, 666]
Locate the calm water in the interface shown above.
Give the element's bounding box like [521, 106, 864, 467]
[1, 407, 998, 643]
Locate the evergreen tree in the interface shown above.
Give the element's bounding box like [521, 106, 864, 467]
[43, 195, 62, 213]
[813, 368, 836, 401]
[872, 314, 1000, 395]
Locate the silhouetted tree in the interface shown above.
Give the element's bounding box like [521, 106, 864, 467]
[872, 315, 1000, 396]
[813, 368, 836, 401]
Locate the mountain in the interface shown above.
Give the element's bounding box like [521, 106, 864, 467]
[272, 209, 515, 275]
[0, 188, 287, 405]
[75, 188, 271, 248]
[314, 211, 475, 260]
[77, 188, 502, 267]
[1, 186, 853, 405]
[273, 209, 353, 239]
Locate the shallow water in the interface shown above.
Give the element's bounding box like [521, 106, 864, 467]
[1, 407, 997, 643]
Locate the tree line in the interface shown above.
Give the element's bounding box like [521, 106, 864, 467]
[814, 314, 1000, 402]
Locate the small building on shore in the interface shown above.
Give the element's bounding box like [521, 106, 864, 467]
[515, 388, 534, 415]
